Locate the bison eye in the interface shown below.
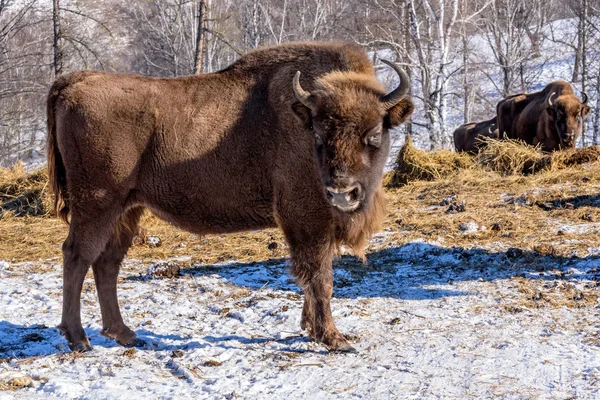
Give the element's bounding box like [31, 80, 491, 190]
[366, 132, 382, 148]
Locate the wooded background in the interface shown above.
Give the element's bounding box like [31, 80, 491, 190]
[1, 0, 599, 164]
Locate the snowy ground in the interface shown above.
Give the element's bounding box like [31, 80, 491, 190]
[1, 242, 600, 399]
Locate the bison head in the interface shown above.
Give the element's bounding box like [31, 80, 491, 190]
[291, 61, 413, 213]
[546, 91, 591, 148]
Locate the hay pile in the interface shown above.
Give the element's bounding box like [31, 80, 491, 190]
[387, 136, 600, 186]
[550, 146, 600, 169]
[0, 163, 52, 218]
[474, 137, 550, 175]
[384, 135, 474, 187]
[476, 137, 600, 175]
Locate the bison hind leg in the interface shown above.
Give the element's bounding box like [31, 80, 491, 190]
[59, 209, 124, 352]
[92, 206, 145, 348]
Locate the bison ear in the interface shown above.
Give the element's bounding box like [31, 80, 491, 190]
[582, 105, 591, 118]
[546, 107, 556, 118]
[291, 102, 313, 129]
[385, 98, 414, 128]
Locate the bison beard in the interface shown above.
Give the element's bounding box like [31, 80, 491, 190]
[47, 42, 413, 353]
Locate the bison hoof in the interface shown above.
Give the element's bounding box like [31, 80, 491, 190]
[101, 326, 139, 348]
[69, 342, 93, 353]
[58, 323, 92, 352]
[327, 342, 358, 354]
[317, 331, 358, 354]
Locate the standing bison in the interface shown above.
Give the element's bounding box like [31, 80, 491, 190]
[47, 42, 414, 353]
[453, 116, 498, 153]
[497, 81, 590, 151]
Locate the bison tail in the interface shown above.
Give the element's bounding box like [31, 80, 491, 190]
[47, 81, 70, 224]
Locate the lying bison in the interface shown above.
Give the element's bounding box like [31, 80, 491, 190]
[47, 42, 414, 353]
[497, 81, 590, 151]
[453, 116, 498, 153]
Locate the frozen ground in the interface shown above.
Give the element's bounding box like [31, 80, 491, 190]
[1, 242, 600, 399]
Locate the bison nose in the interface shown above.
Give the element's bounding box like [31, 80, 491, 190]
[325, 184, 362, 211]
[563, 131, 576, 143]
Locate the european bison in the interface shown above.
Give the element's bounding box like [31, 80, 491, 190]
[47, 42, 414, 353]
[497, 81, 590, 151]
[453, 116, 498, 153]
[496, 93, 530, 140]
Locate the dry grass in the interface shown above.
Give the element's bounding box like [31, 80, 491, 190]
[387, 137, 600, 186]
[2, 146, 600, 272]
[383, 161, 600, 254]
[0, 374, 34, 390]
[476, 137, 600, 176]
[0, 163, 52, 218]
[514, 277, 599, 309]
[550, 145, 600, 169]
[0, 164, 288, 263]
[474, 138, 550, 175]
[384, 135, 474, 187]
[0, 212, 288, 266]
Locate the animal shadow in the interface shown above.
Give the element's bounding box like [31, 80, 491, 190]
[183, 241, 600, 300]
[536, 194, 600, 211]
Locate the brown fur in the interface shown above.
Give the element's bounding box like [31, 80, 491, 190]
[453, 116, 498, 153]
[47, 41, 413, 352]
[496, 93, 530, 140]
[497, 81, 590, 152]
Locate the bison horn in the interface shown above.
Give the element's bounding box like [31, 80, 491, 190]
[547, 92, 557, 107]
[380, 59, 410, 111]
[582, 92, 588, 104]
[292, 71, 317, 110]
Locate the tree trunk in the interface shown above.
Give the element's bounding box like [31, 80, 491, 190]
[573, 8, 583, 83]
[193, 0, 207, 74]
[52, 0, 62, 77]
[526, 29, 542, 58]
[593, 72, 600, 145]
[580, 0, 588, 146]
[462, 21, 471, 123]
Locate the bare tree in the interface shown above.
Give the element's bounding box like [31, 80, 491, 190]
[52, 0, 62, 76]
[240, 0, 263, 50]
[523, 0, 553, 58]
[405, 0, 460, 149]
[481, 0, 529, 96]
[127, 0, 198, 76]
[193, 0, 208, 74]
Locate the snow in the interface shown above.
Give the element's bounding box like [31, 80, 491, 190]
[1, 242, 600, 399]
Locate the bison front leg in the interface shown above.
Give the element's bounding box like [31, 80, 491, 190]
[289, 240, 356, 353]
[276, 180, 355, 352]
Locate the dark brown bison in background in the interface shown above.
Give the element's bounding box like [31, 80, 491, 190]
[496, 93, 530, 140]
[453, 116, 498, 153]
[47, 42, 414, 353]
[497, 81, 590, 152]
